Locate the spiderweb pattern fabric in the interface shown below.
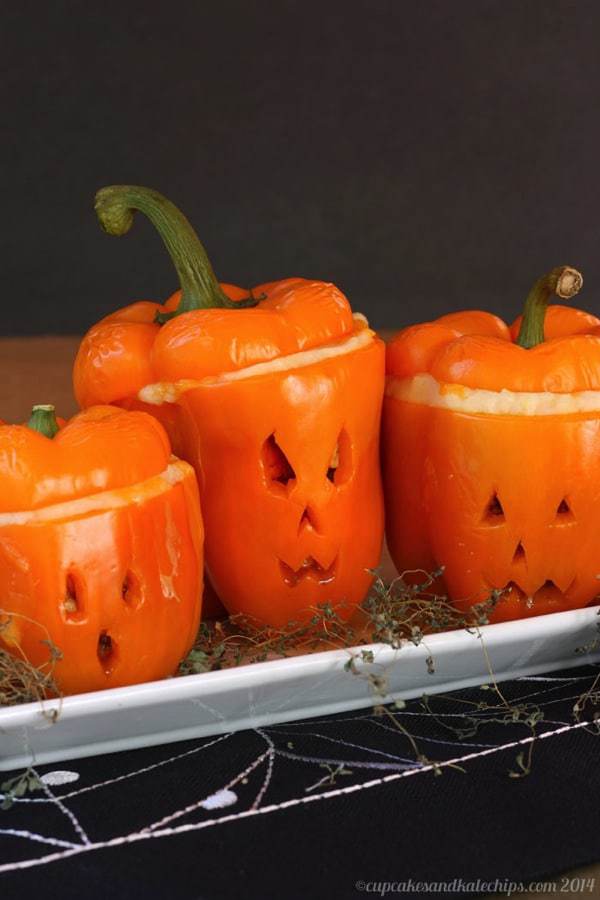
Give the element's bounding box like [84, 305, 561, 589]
[1, 665, 599, 899]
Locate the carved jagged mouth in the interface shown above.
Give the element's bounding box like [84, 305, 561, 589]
[501, 579, 571, 609]
[279, 556, 338, 587]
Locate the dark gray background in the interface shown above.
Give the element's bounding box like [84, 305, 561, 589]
[1, 0, 599, 334]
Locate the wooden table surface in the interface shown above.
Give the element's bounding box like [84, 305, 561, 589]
[2, 336, 80, 422]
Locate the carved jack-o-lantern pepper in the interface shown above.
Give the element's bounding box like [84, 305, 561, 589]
[383, 266, 600, 623]
[74, 187, 384, 626]
[0, 404, 203, 695]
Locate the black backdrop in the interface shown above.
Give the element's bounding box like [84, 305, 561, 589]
[2, 0, 600, 335]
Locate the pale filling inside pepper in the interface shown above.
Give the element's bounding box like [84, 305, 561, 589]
[0, 459, 188, 526]
[139, 314, 374, 406]
[386, 373, 600, 416]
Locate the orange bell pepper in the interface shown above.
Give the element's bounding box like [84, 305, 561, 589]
[74, 186, 384, 626]
[383, 266, 600, 623]
[0, 404, 203, 695]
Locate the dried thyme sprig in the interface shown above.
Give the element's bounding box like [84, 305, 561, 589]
[0, 611, 61, 707]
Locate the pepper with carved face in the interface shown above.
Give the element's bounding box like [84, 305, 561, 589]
[74, 187, 384, 627]
[383, 266, 600, 623]
[0, 404, 203, 695]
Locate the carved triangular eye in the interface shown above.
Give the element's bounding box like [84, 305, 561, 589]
[556, 498, 574, 521]
[64, 574, 78, 614]
[122, 571, 143, 609]
[483, 493, 505, 522]
[326, 445, 338, 483]
[262, 434, 295, 487]
[326, 429, 352, 486]
[62, 571, 85, 621]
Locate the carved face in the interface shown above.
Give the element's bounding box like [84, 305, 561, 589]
[171, 340, 385, 626]
[0, 460, 202, 694]
[384, 399, 600, 622]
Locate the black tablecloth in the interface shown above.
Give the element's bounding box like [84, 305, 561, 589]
[1, 665, 599, 899]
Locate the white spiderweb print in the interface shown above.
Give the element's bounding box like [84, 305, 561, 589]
[0, 669, 599, 875]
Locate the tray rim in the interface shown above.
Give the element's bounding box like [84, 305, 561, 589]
[2, 601, 598, 728]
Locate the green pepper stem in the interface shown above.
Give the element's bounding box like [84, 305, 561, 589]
[94, 185, 257, 323]
[27, 405, 59, 439]
[516, 266, 583, 349]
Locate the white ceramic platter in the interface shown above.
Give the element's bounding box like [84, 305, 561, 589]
[1, 603, 599, 771]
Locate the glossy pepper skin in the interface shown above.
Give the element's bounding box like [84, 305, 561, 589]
[0, 405, 203, 695]
[74, 186, 384, 627]
[383, 267, 600, 623]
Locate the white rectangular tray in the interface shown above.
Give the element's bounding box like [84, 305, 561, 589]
[1, 603, 599, 771]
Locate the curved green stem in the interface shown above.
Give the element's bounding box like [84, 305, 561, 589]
[28, 405, 59, 439]
[94, 185, 258, 323]
[516, 266, 583, 349]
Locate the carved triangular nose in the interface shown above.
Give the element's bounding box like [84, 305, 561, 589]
[483, 493, 505, 522]
[512, 541, 526, 563]
[298, 506, 320, 534]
